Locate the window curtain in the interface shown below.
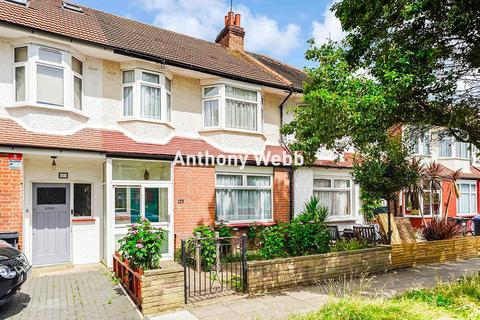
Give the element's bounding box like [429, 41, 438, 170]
[439, 137, 453, 157]
[15, 66, 25, 102]
[455, 142, 469, 158]
[216, 189, 272, 221]
[314, 190, 350, 215]
[123, 87, 133, 116]
[141, 85, 161, 119]
[226, 86, 257, 101]
[225, 99, 257, 130]
[203, 100, 219, 127]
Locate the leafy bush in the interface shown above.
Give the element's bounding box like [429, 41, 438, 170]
[258, 225, 288, 259]
[285, 196, 330, 256]
[247, 223, 265, 249]
[331, 238, 370, 252]
[118, 218, 165, 271]
[420, 218, 462, 241]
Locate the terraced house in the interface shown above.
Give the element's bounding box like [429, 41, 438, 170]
[0, 0, 364, 268]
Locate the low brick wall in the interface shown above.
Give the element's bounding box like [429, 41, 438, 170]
[247, 246, 391, 294]
[391, 237, 480, 269]
[140, 261, 184, 316]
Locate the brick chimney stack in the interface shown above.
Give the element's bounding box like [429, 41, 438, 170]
[216, 10, 245, 51]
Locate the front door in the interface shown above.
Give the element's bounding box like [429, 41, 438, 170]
[32, 183, 70, 265]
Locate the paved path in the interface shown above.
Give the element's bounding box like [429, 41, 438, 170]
[152, 258, 480, 320]
[0, 264, 142, 320]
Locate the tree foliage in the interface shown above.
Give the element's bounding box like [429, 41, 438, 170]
[282, 0, 480, 163]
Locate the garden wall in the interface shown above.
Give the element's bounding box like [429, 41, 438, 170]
[247, 246, 391, 294]
[391, 237, 480, 269]
[140, 261, 184, 316]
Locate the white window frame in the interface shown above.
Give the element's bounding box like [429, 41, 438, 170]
[13, 45, 28, 103]
[457, 180, 477, 216]
[409, 130, 431, 156]
[313, 177, 353, 218]
[12, 44, 82, 111]
[201, 83, 263, 133]
[438, 136, 471, 159]
[215, 172, 273, 223]
[72, 56, 83, 110]
[120, 68, 172, 122]
[403, 184, 441, 218]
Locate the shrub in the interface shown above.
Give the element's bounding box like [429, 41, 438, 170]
[331, 238, 370, 252]
[118, 218, 165, 271]
[285, 196, 330, 256]
[258, 225, 288, 259]
[420, 218, 462, 241]
[247, 223, 265, 249]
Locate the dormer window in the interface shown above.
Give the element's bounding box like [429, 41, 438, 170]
[202, 83, 262, 132]
[122, 69, 172, 122]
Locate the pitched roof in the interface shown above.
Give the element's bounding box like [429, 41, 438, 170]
[249, 53, 307, 90]
[0, 118, 290, 165]
[438, 163, 480, 180]
[0, 0, 304, 91]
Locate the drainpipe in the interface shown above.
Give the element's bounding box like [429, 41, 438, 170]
[278, 89, 294, 220]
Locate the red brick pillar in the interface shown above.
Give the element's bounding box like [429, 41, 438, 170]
[173, 165, 215, 249]
[0, 154, 23, 249]
[273, 167, 291, 224]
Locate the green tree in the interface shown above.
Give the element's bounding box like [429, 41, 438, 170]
[282, 1, 480, 162]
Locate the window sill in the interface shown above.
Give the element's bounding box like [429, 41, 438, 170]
[404, 215, 432, 219]
[217, 221, 276, 228]
[118, 117, 174, 129]
[327, 216, 357, 222]
[437, 157, 471, 161]
[199, 128, 266, 140]
[72, 217, 96, 223]
[6, 103, 89, 119]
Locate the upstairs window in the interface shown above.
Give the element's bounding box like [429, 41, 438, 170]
[122, 69, 171, 122]
[439, 136, 471, 159]
[408, 129, 431, 156]
[13, 44, 83, 110]
[202, 84, 262, 132]
[14, 46, 27, 102]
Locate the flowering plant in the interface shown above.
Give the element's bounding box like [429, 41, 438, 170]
[118, 218, 165, 271]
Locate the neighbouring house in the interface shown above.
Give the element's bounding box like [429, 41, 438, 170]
[0, 0, 363, 268]
[403, 129, 480, 227]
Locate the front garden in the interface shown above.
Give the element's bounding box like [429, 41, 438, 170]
[290, 274, 480, 320]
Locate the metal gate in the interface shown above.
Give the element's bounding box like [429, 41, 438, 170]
[181, 234, 247, 303]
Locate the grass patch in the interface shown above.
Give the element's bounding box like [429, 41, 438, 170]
[290, 274, 480, 320]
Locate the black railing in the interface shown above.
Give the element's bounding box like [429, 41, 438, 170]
[181, 234, 247, 303]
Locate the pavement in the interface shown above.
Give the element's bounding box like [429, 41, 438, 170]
[1, 258, 480, 320]
[151, 258, 480, 320]
[0, 264, 142, 320]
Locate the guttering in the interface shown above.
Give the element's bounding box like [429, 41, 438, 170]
[0, 21, 303, 93]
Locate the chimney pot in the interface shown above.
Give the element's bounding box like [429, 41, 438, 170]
[228, 11, 235, 26]
[234, 14, 241, 27]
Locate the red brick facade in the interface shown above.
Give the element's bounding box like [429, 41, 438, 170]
[173, 165, 292, 248]
[273, 167, 291, 223]
[173, 165, 216, 247]
[0, 154, 23, 248]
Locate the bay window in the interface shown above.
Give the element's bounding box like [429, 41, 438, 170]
[457, 181, 477, 215]
[121, 69, 171, 121]
[202, 84, 262, 132]
[12, 44, 84, 110]
[404, 181, 441, 217]
[215, 173, 272, 222]
[408, 130, 431, 156]
[439, 136, 471, 158]
[313, 178, 352, 216]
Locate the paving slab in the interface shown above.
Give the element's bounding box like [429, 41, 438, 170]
[0, 264, 142, 320]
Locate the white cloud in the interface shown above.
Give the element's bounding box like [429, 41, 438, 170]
[312, 3, 345, 46]
[136, 0, 301, 58]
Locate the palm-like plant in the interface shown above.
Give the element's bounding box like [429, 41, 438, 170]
[404, 158, 426, 221]
[425, 162, 444, 219]
[301, 195, 329, 223]
[443, 169, 462, 219]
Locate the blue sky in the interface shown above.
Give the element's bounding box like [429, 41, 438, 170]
[76, 0, 344, 69]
